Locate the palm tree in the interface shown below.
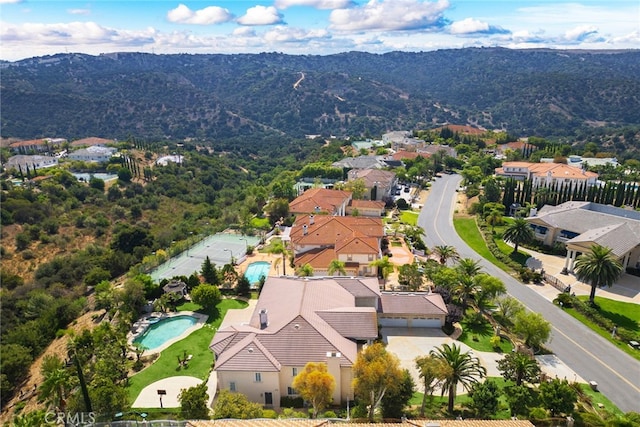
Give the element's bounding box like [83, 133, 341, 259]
[268, 239, 290, 275]
[369, 256, 395, 289]
[327, 259, 346, 276]
[39, 355, 72, 412]
[430, 343, 486, 413]
[574, 244, 623, 305]
[497, 352, 541, 386]
[295, 263, 314, 277]
[433, 245, 460, 265]
[502, 218, 534, 254]
[453, 275, 480, 312]
[486, 209, 503, 232]
[455, 258, 482, 277]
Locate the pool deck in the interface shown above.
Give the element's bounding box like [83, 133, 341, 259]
[128, 311, 208, 356]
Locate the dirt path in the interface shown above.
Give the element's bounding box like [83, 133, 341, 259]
[293, 72, 305, 89]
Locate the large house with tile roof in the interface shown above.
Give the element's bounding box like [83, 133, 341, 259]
[290, 214, 384, 276]
[289, 188, 352, 216]
[347, 169, 397, 202]
[9, 138, 66, 154]
[495, 161, 598, 189]
[210, 276, 447, 409]
[526, 201, 640, 273]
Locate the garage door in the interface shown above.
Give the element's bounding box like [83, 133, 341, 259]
[411, 318, 440, 328]
[379, 318, 408, 327]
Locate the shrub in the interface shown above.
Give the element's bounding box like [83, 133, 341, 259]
[21, 250, 35, 260]
[490, 335, 502, 349]
[322, 410, 337, 418]
[262, 409, 278, 419]
[529, 407, 548, 420]
[280, 396, 304, 408]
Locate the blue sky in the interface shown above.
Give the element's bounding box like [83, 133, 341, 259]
[1, 0, 638, 61]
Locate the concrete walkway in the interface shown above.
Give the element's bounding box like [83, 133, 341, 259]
[133, 376, 203, 408]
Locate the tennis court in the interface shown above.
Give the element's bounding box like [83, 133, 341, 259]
[150, 233, 261, 283]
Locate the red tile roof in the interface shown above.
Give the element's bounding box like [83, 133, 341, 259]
[289, 188, 351, 214]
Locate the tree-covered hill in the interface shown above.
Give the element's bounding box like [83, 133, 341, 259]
[1, 48, 639, 141]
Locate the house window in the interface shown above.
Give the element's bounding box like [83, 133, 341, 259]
[368, 254, 374, 261]
[292, 367, 298, 376]
[347, 254, 353, 261]
[288, 387, 297, 395]
[229, 382, 236, 392]
[255, 373, 262, 383]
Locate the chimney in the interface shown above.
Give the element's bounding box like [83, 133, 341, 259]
[303, 224, 308, 235]
[309, 214, 315, 225]
[259, 309, 268, 329]
[325, 352, 342, 404]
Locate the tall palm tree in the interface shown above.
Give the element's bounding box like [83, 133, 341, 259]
[502, 218, 534, 254]
[455, 258, 482, 277]
[433, 245, 460, 265]
[39, 355, 72, 412]
[370, 256, 395, 289]
[327, 259, 346, 276]
[268, 239, 290, 275]
[574, 244, 623, 305]
[454, 275, 480, 312]
[430, 343, 486, 413]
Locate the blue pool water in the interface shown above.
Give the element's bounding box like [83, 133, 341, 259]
[244, 261, 270, 285]
[133, 315, 197, 350]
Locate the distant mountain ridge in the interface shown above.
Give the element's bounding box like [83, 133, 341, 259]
[1, 48, 639, 140]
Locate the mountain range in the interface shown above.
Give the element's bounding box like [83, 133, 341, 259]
[1, 48, 639, 141]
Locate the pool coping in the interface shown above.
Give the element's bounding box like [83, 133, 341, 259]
[128, 311, 209, 356]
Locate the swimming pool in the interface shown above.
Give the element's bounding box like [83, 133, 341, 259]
[244, 261, 270, 285]
[133, 315, 198, 350]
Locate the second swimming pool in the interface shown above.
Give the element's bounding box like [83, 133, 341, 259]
[244, 261, 271, 286]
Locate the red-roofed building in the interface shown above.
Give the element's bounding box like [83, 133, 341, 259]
[9, 138, 66, 154]
[290, 215, 384, 276]
[289, 188, 352, 216]
[495, 162, 598, 188]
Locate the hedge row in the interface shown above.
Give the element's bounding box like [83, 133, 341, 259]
[570, 296, 640, 344]
[476, 216, 532, 276]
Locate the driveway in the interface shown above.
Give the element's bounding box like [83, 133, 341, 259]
[382, 327, 503, 396]
[382, 327, 584, 397]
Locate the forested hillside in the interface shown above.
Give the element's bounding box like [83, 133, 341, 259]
[2, 48, 639, 141]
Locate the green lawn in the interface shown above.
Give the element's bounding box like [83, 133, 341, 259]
[453, 217, 507, 271]
[128, 299, 249, 404]
[400, 211, 419, 226]
[563, 296, 640, 361]
[250, 217, 270, 229]
[458, 316, 513, 353]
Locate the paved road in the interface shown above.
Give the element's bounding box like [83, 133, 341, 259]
[418, 173, 640, 413]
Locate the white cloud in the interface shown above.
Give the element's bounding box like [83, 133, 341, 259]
[563, 25, 599, 42]
[329, 0, 450, 32]
[237, 5, 283, 26]
[0, 0, 22, 4]
[0, 21, 154, 46]
[450, 18, 489, 34]
[167, 4, 233, 25]
[232, 27, 256, 37]
[263, 25, 329, 43]
[68, 9, 91, 16]
[274, 0, 354, 9]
